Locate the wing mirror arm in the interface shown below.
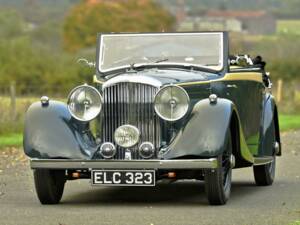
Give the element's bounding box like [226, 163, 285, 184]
[77, 58, 96, 68]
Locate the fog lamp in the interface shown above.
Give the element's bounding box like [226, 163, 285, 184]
[99, 142, 116, 159]
[114, 125, 140, 148]
[139, 142, 155, 159]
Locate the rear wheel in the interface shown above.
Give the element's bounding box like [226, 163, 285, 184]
[253, 120, 276, 186]
[33, 169, 66, 204]
[204, 131, 233, 205]
[253, 157, 275, 186]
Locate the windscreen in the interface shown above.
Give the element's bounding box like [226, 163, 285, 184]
[99, 33, 224, 72]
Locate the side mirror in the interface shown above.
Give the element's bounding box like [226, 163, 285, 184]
[77, 58, 95, 68]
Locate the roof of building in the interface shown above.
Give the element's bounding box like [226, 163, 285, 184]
[206, 10, 268, 18]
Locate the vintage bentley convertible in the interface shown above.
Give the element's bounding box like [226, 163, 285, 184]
[24, 32, 281, 205]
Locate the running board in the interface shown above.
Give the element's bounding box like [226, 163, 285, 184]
[253, 156, 274, 166]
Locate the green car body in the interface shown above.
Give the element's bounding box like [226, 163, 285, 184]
[23, 32, 281, 205]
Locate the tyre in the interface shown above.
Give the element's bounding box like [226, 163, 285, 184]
[253, 157, 275, 186]
[204, 130, 233, 205]
[253, 120, 276, 186]
[33, 169, 66, 204]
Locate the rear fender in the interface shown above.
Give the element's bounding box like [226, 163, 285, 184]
[258, 94, 281, 156]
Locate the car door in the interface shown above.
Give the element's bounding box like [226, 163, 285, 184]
[223, 72, 264, 155]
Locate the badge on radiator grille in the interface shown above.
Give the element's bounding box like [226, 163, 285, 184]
[125, 150, 132, 160]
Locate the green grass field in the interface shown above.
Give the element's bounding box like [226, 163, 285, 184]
[279, 114, 300, 131]
[277, 20, 300, 35]
[288, 221, 300, 225]
[0, 114, 299, 149]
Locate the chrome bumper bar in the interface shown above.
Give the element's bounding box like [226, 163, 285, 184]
[30, 158, 219, 170]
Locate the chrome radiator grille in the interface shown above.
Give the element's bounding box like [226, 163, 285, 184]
[102, 82, 161, 159]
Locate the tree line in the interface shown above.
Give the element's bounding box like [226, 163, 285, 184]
[0, 1, 174, 96]
[0, 1, 299, 97]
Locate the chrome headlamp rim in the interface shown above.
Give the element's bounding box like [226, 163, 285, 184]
[154, 84, 190, 122]
[67, 84, 103, 122]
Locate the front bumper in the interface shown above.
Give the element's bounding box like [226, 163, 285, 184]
[30, 158, 219, 170]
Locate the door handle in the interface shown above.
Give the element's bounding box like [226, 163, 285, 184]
[227, 84, 237, 88]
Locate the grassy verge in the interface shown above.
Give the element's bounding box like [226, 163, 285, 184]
[279, 114, 300, 132]
[0, 114, 299, 149]
[288, 221, 300, 225]
[0, 133, 23, 148]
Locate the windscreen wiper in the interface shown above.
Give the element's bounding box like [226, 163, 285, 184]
[129, 58, 169, 71]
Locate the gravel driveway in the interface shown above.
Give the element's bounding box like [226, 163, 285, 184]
[0, 131, 300, 225]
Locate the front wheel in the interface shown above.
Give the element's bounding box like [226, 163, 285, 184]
[204, 131, 233, 205]
[33, 169, 66, 204]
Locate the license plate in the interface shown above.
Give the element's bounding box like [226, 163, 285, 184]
[91, 170, 155, 186]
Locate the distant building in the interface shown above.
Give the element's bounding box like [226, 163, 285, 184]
[178, 17, 242, 33]
[177, 10, 276, 35]
[206, 10, 276, 35]
[86, 0, 148, 4]
[175, 0, 186, 23]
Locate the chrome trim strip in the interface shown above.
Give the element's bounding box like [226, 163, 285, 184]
[253, 156, 274, 166]
[230, 67, 262, 72]
[178, 72, 263, 86]
[102, 75, 162, 89]
[30, 158, 219, 169]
